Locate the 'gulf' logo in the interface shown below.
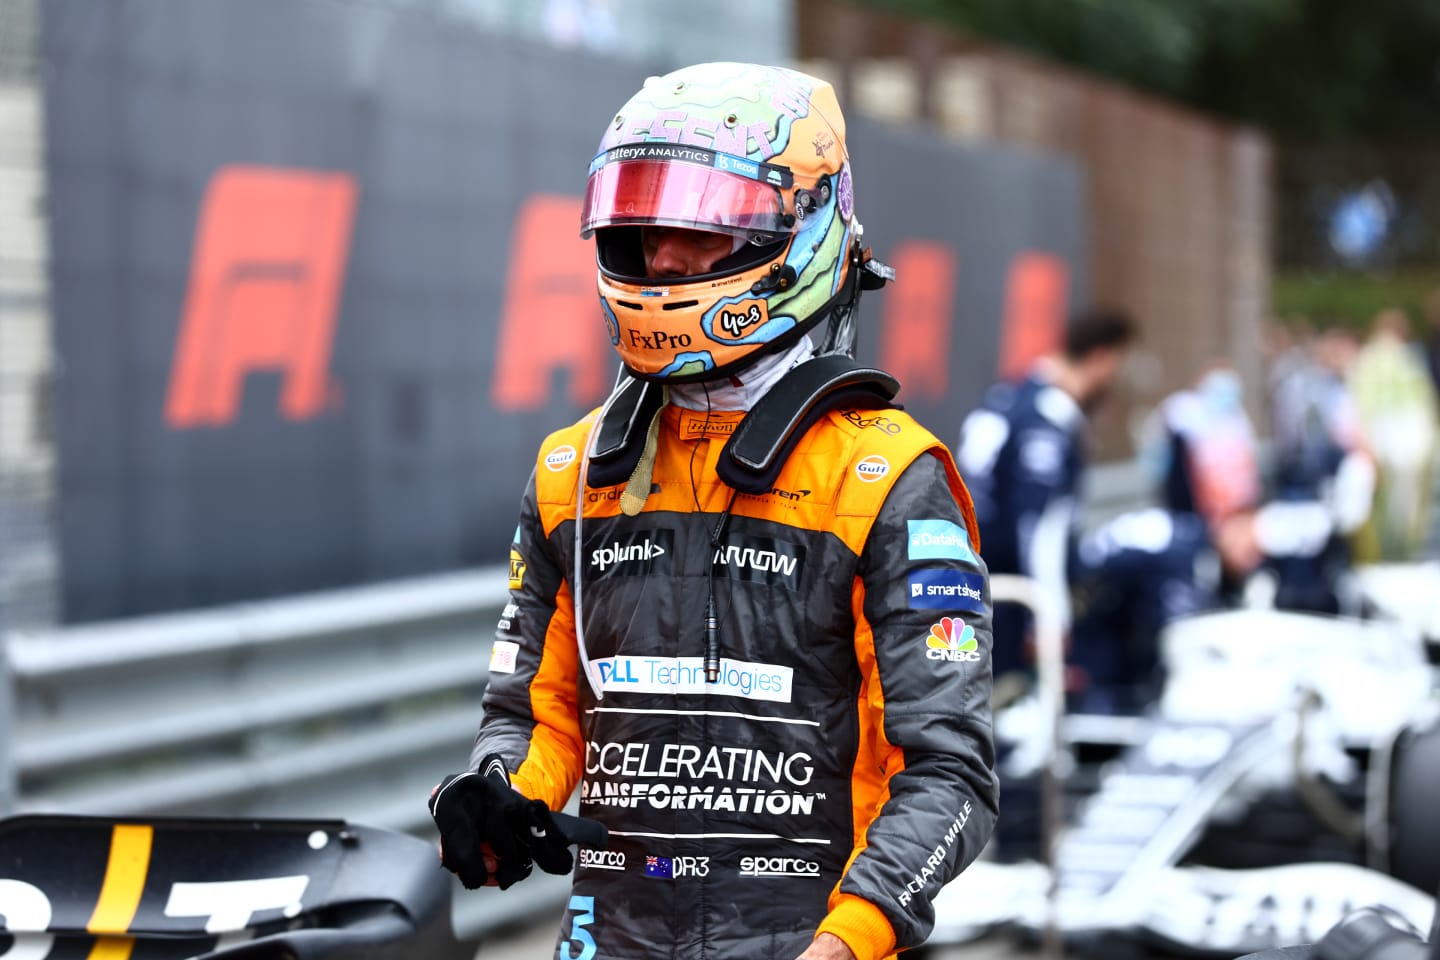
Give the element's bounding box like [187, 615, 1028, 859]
[545, 444, 577, 471]
[855, 455, 890, 483]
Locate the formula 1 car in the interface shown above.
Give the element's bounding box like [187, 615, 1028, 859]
[1237, 898, 1437, 960]
[929, 606, 1440, 958]
[0, 815, 471, 959]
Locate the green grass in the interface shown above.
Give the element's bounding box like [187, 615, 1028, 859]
[1273, 269, 1440, 334]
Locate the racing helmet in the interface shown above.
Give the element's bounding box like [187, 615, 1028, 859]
[580, 62, 866, 383]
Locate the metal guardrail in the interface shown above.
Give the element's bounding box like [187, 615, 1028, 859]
[0, 566, 538, 940]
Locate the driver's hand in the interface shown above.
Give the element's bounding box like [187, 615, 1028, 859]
[431, 835, 500, 886]
[430, 780, 501, 886]
[794, 932, 856, 960]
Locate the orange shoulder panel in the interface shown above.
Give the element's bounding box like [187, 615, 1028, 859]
[829, 408, 981, 553]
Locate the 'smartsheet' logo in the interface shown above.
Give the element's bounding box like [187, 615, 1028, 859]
[926, 617, 982, 662]
[711, 537, 806, 589]
[907, 569, 986, 612]
[907, 519, 977, 563]
[588, 530, 674, 577]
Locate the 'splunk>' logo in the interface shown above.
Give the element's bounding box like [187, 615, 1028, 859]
[926, 617, 981, 662]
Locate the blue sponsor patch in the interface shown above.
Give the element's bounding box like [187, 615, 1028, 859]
[714, 152, 761, 179]
[907, 519, 977, 563]
[907, 568, 986, 612]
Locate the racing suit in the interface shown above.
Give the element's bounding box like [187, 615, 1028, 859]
[956, 372, 1084, 678]
[475, 402, 999, 960]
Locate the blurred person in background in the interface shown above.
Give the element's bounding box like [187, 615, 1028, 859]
[1270, 324, 1365, 503]
[1423, 288, 1440, 399]
[1231, 322, 1374, 613]
[1068, 507, 1219, 714]
[1061, 357, 1264, 714]
[956, 309, 1136, 699]
[430, 62, 997, 960]
[1347, 307, 1437, 562]
[1140, 357, 1264, 535]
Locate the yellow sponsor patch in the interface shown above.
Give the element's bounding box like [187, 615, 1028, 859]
[678, 409, 743, 440]
[508, 548, 527, 590]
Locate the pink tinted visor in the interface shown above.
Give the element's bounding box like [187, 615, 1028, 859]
[580, 159, 789, 241]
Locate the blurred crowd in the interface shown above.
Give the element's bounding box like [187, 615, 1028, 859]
[962, 293, 1440, 717]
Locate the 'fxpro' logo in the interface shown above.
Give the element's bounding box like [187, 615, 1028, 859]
[588, 529, 674, 578]
[926, 617, 982, 663]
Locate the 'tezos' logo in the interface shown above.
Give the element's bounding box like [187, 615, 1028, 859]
[545, 445, 577, 472]
[579, 849, 626, 871]
[739, 856, 822, 878]
[713, 300, 768, 341]
[588, 530, 674, 577]
[926, 617, 982, 662]
[907, 569, 986, 613]
[855, 455, 890, 483]
[712, 537, 806, 590]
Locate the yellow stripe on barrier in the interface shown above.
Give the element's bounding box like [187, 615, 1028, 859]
[86, 824, 153, 935]
[86, 936, 137, 960]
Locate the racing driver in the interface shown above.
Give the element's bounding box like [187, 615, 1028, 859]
[433, 61, 998, 960]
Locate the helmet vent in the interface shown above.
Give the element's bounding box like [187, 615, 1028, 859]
[661, 300, 699, 311]
[615, 300, 643, 311]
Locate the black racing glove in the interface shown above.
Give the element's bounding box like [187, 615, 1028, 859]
[427, 754, 574, 890]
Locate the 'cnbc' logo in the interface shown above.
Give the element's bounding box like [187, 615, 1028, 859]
[926, 617, 982, 662]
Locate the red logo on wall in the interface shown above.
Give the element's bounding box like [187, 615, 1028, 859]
[490, 194, 609, 412]
[879, 242, 957, 401]
[999, 253, 1069, 380]
[165, 165, 359, 429]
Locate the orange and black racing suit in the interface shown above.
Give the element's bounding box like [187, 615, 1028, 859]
[474, 402, 999, 960]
